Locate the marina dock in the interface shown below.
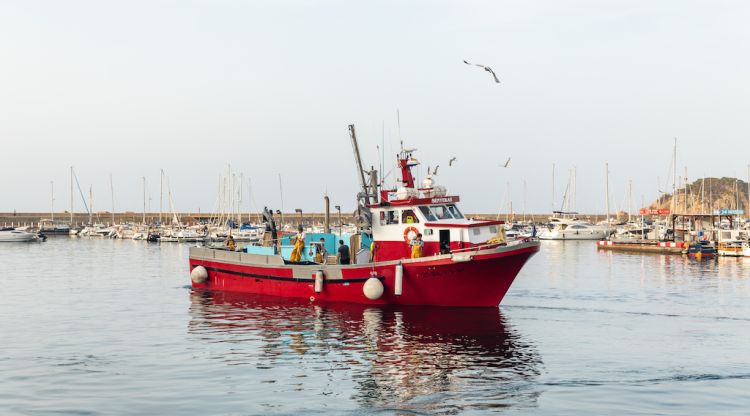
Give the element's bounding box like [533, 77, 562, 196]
[596, 240, 686, 254]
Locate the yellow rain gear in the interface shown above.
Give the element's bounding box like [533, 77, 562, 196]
[410, 239, 423, 259]
[290, 236, 305, 262]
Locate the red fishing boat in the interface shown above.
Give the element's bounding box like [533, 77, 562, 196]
[189, 125, 539, 307]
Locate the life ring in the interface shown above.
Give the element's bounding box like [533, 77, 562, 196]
[403, 226, 419, 242]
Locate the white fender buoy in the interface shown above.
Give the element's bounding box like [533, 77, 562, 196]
[315, 270, 324, 294]
[394, 263, 403, 296]
[190, 265, 208, 284]
[363, 277, 384, 300]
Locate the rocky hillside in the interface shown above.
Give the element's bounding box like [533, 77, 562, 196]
[650, 177, 749, 214]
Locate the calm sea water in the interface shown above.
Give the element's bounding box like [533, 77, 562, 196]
[2, 238, 750, 415]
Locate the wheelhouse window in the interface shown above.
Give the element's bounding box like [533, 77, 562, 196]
[386, 210, 399, 225]
[402, 209, 419, 224]
[446, 204, 464, 219]
[431, 205, 454, 220]
[419, 206, 437, 221]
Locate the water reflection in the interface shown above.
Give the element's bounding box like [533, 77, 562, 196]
[188, 291, 543, 413]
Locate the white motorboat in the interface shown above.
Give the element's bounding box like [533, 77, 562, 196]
[159, 228, 206, 243]
[0, 228, 41, 242]
[614, 221, 653, 240]
[539, 217, 609, 240]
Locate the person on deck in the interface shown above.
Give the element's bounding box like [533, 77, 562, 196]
[314, 238, 328, 264]
[410, 233, 424, 258]
[337, 240, 351, 265]
[369, 241, 377, 263]
[225, 234, 236, 251]
[290, 225, 306, 263]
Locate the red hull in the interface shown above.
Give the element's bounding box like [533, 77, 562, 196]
[190, 242, 539, 307]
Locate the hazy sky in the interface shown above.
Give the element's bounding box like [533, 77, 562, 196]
[1, 0, 749, 215]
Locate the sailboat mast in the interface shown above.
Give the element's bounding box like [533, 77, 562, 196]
[238, 172, 243, 224]
[142, 176, 146, 225]
[247, 176, 253, 222]
[278, 173, 284, 227]
[523, 179, 527, 223]
[551, 163, 555, 214]
[605, 163, 610, 229]
[70, 167, 74, 225]
[506, 181, 512, 223]
[88, 186, 93, 224]
[572, 166, 577, 212]
[672, 137, 677, 215]
[110, 174, 115, 225]
[735, 178, 740, 211]
[627, 179, 633, 221]
[684, 166, 688, 214]
[50, 181, 54, 221]
[159, 169, 164, 225]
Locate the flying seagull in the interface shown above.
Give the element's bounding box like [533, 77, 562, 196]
[448, 157, 457, 166]
[498, 157, 511, 168]
[463, 60, 500, 83]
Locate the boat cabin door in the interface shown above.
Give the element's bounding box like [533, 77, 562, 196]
[439, 230, 451, 254]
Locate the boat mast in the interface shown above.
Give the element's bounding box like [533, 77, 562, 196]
[605, 162, 610, 230]
[238, 172, 243, 224]
[88, 186, 93, 224]
[278, 173, 284, 228]
[562, 169, 573, 212]
[734, 178, 739, 230]
[506, 181, 512, 223]
[70, 167, 74, 226]
[672, 137, 677, 215]
[551, 163, 555, 215]
[50, 181, 54, 221]
[349, 124, 371, 205]
[572, 166, 578, 212]
[523, 178, 527, 223]
[159, 169, 164, 225]
[683, 166, 688, 214]
[110, 174, 115, 225]
[142, 176, 146, 225]
[735, 178, 740, 211]
[628, 179, 632, 222]
[641, 195, 645, 239]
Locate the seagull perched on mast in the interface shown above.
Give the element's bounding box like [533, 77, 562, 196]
[463, 60, 500, 83]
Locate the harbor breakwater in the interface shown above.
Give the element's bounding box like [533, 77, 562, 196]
[1, 212, 616, 227]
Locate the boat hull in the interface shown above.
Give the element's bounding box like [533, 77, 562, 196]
[0, 231, 39, 242]
[39, 229, 71, 235]
[189, 241, 540, 307]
